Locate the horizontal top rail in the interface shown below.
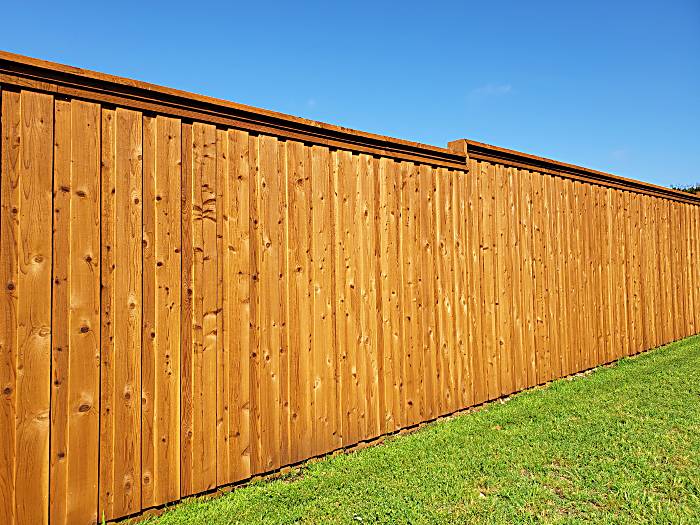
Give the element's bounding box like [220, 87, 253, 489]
[1, 51, 696, 203]
[453, 139, 700, 205]
[0, 51, 466, 169]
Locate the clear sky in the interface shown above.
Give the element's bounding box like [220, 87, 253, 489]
[1, 0, 698, 187]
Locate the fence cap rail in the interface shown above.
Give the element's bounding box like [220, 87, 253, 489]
[0, 50, 467, 169]
[1, 51, 696, 203]
[452, 138, 700, 205]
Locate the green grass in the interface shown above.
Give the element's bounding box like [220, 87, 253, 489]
[143, 336, 700, 524]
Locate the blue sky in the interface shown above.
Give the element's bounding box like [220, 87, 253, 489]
[1, 0, 698, 187]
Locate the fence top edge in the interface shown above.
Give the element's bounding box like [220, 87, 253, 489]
[463, 139, 700, 205]
[1, 50, 696, 203]
[0, 50, 467, 168]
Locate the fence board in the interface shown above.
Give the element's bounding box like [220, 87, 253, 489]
[188, 122, 218, 492]
[453, 169, 470, 407]
[420, 164, 438, 419]
[228, 129, 251, 479]
[99, 107, 144, 520]
[50, 98, 101, 525]
[215, 129, 230, 486]
[520, 170, 538, 387]
[467, 161, 486, 404]
[142, 115, 182, 505]
[310, 145, 337, 455]
[481, 163, 499, 398]
[287, 139, 311, 463]
[50, 99, 71, 525]
[360, 155, 380, 438]
[0, 88, 19, 525]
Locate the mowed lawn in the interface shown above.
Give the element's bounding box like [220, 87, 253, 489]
[142, 336, 700, 524]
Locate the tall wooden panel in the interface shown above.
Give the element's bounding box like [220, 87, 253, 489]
[181, 122, 217, 494]
[287, 139, 312, 462]
[420, 164, 437, 419]
[227, 129, 252, 480]
[50, 99, 101, 525]
[142, 116, 182, 506]
[0, 89, 54, 525]
[99, 107, 143, 520]
[310, 145, 337, 456]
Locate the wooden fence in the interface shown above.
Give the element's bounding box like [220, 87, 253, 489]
[0, 51, 698, 524]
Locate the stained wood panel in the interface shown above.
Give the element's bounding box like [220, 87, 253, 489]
[421, 164, 438, 419]
[182, 122, 217, 494]
[142, 116, 182, 506]
[0, 89, 54, 525]
[378, 158, 404, 431]
[255, 134, 284, 472]
[0, 78, 698, 525]
[287, 139, 312, 462]
[480, 163, 499, 398]
[50, 99, 101, 525]
[99, 107, 143, 520]
[453, 169, 470, 408]
[310, 145, 337, 456]
[468, 160, 486, 404]
[401, 161, 424, 423]
[227, 129, 252, 480]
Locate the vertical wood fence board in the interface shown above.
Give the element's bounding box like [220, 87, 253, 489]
[453, 169, 470, 407]
[310, 145, 337, 456]
[50, 98, 101, 525]
[0, 87, 20, 525]
[189, 122, 217, 492]
[420, 164, 438, 420]
[228, 129, 251, 480]
[215, 128, 230, 486]
[287, 139, 311, 463]
[99, 107, 144, 520]
[467, 160, 486, 404]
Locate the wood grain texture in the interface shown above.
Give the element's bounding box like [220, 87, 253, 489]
[0, 88, 20, 525]
[287, 139, 312, 462]
[256, 134, 283, 472]
[310, 145, 337, 455]
[421, 164, 438, 419]
[99, 107, 143, 521]
[142, 116, 182, 507]
[186, 122, 217, 493]
[51, 99, 101, 525]
[1, 83, 698, 524]
[227, 129, 252, 480]
[1, 89, 54, 525]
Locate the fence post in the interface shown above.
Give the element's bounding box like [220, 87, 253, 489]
[447, 139, 469, 171]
